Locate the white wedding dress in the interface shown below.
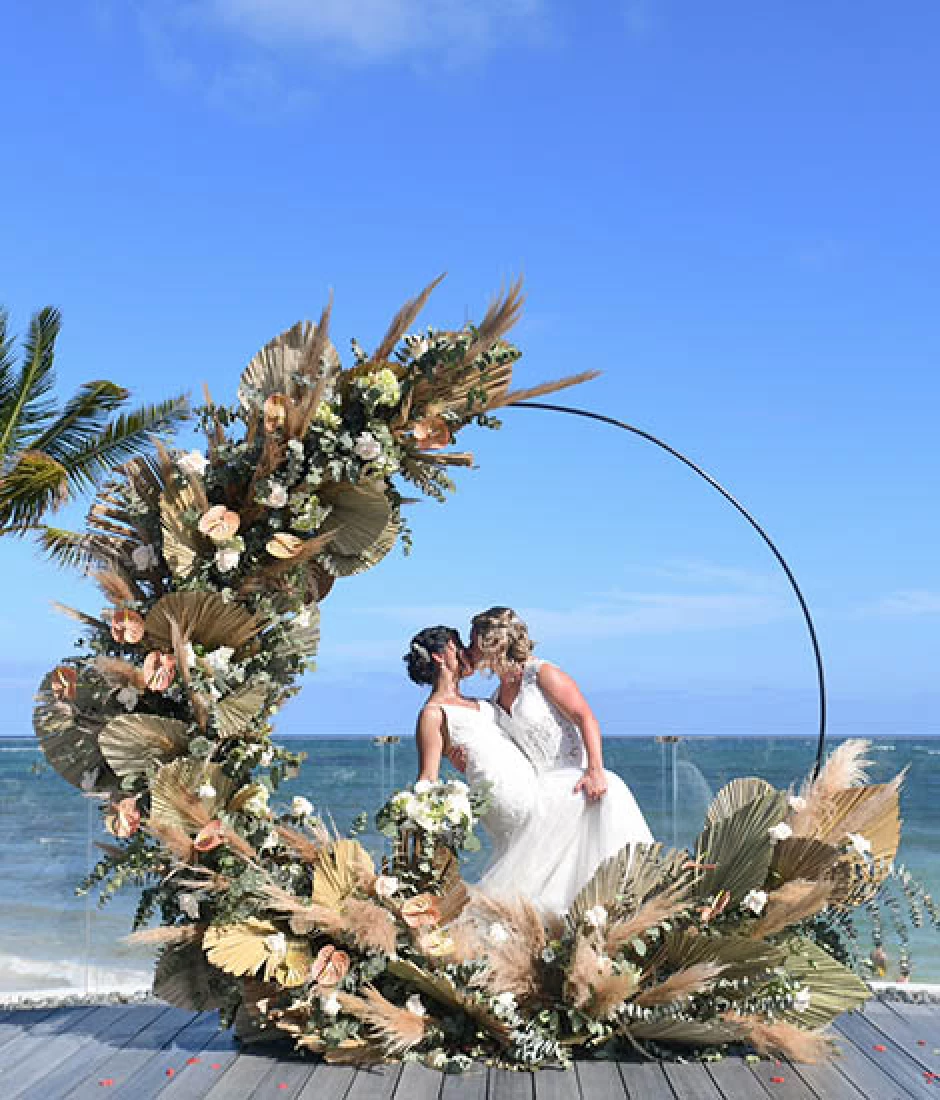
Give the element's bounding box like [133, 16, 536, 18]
[485, 658, 654, 915]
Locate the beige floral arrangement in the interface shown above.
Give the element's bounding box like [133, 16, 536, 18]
[32, 278, 927, 1069]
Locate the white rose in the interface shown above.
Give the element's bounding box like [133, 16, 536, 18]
[243, 787, 271, 817]
[260, 830, 279, 851]
[769, 822, 793, 841]
[354, 431, 382, 461]
[793, 987, 812, 1012]
[215, 546, 240, 573]
[260, 748, 275, 766]
[287, 439, 304, 458]
[291, 796, 314, 818]
[492, 992, 517, 1014]
[264, 932, 287, 958]
[847, 832, 872, 857]
[320, 993, 341, 1017]
[80, 768, 99, 792]
[197, 782, 217, 799]
[205, 646, 235, 674]
[405, 994, 426, 1017]
[742, 889, 768, 916]
[131, 544, 158, 572]
[116, 686, 139, 712]
[265, 482, 289, 508]
[584, 905, 608, 930]
[374, 875, 400, 899]
[178, 892, 201, 919]
[412, 809, 438, 833]
[487, 922, 510, 945]
[413, 779, 433, 795]
[183, 642, 197, 669]
[177, 450, 209, 478]
[788, 794, 807, 812]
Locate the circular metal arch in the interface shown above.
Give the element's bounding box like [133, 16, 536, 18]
[508, 400, 828, 778]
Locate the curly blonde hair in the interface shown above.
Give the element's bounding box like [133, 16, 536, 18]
[470, 606, 535, 676]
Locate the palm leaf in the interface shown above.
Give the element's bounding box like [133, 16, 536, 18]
[213, 683, 270, 739]
[159, 466, 210, 579]
[144, 591, 265, 652]
[150, 758, 234, 832]
[0, 307, 16, 411]
[38, 525, 129, 572]
[153, 940, 228, 1011]
[203, 919, 311, 986]
[310, 839, 376, 909]
[648, 928, 783, 985]
[0, 450, 69, 530]
[705, 777, 777, 826]
[387, 959, 513, 1046]
[238, 319, 341, 416]
[0, 306, 60, 460]
[777, 937, 872, 1029]
[769, 837, 842, 887]
[98, 714, 189, 778]
[30, 379, 127, 461]
[318, 481, 398, 577]
[33, 667, 117, 792]
[624, 1016, 742, 1045]
[567, 841, 688, 929]
[692, 789, 788, 903]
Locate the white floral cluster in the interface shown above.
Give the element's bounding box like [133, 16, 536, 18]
[387, 778, 474, 836]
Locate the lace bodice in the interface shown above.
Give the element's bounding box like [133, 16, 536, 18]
[491, 659, 587, 773]
[439, 701, 536, 851]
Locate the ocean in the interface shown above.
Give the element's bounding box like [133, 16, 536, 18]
[2, 734, 938, 996]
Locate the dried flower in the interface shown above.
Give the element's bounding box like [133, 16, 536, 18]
[487, 922, 510, 945]
[110, 609, 145, 645]
[50, 666, 78, 701]
[198, 505, 241, 544]
[264, 482, 289, 509]
[412, 416, 451, 450]
[291, 796, 314, 818]
[264, 932, 288, 959]
[320, 992, 341, 1017]
[266, 533, 305, 560]
[354, 432, 382, 461]
[263, 394, 290, 434]
[194, 820, 226, 852]
[143, 651, 177, 692]
[793, 987, 812, 1012]
[105, 797, 141, 839]
[215, 546, 240, 573]
[400, 893, 441, 930]
[374, 875, 400, 899]
[198, 782, 217, 799]
[584, 905, 608, 930]
[178, 893, 201, 919]
[177, 450, 209, 477]
[311, 945, 350, 987]
[742, 889, 768, 916]
[788, 794, 807, 812]
[131, 544, 159, 572]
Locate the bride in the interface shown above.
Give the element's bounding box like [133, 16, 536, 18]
[405, 622, 653, 915]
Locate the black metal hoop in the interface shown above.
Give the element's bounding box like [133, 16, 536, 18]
[508, 400, 828, 778]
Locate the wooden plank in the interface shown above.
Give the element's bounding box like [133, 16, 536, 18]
[787, 1055, 869, 1100]
[662, 1060, 723, 1100]
[202, 1049, 280, 1099]
[532, 1064, 579, 1100]
[105, 1010, 226, 1099]
[295, 1063, 357, 1100]
[395, 1061, 443, 1100]
[249, 1054, 319, 1099]
[831, 1012, 930, 1098]
[0, 1010, 56, 1053]
[863, 1000, 940, 1073]
[155, 1022, 238, 1100]
[489, 1066, 534, 1100]
[17, 1006, 170, 1100]
[734, 1056, 819, 1100]
[576, 1060, 628, 1100]
[345, 1063, 402, 1100]
[64, 1007, 197, 1099]
[617, 1060, 675, 1099]
[440, 1063, 487, 1100]
[0, 1005, 99, 1075]
[5, 1006, 135, 1096]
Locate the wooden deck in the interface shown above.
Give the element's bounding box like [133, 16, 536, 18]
[1, 998, 939, 1098]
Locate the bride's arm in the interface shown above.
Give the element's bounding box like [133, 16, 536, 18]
[415, 704, 446, 783]
[537, 664, 609, 801]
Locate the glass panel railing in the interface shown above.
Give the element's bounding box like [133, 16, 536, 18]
[2, 735, 938, 998]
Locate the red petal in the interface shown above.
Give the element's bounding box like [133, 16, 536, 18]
[770, 1076, 785, 1084]
[211, 1063, 222, 1070]
[873, 1044, 887, 1053]
[99, 1079, 115, 1087]
[165, 1068, 176, 1077]
[186, 1057, 201, 1065]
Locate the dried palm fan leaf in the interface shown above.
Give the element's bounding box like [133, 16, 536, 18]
[159, 465, 211, 580]
[647, 928, 783, 985]
[150, 758, 234, 833]
[33, 668, 118, 792]
[144, 591, 265, 653]
[153, 940, 228, 1011]
[634, 962, 726, 1007]
[624, 1016, 742, 1046]
[489, 369, 602, 410]
[322, 1039, 389, 1065]
[94, 656, 149, 692]
[461, 277, 526, 364]
[692, 788, 788, 904]
[124, 924, 204, 947]
[751, 879, 833, 939]
[203, 918, 312, 987]
[310, 838, 376, 910]
[705, 777, 777, 826]
[604, 882, 693, 955]
[790, 739, 872, 836]
[727, 1014, 831, 1063]
[338, 987, 428, 1057]
[212, 684, 270, 739]
[370, 273, 447, 365]
[770, 836, 842, 886]
[412, 451, 475, 468]
[265, 605, 321, 662]
[567, 841, 687, 929]
[388, 959, 513, 1046]
[777, 938, 871, 1030]
[238, 318, 342, 418]
[99, 714, 189, 778]
[317, 481, 398, 578]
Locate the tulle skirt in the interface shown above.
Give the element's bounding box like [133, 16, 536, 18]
[478, 768, 654, 916]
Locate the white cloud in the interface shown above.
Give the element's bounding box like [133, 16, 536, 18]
[859, 589, 940, 618]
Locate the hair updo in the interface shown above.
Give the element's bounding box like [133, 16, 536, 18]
[403, 626, 463, 686]
[470, 606, 535, 676]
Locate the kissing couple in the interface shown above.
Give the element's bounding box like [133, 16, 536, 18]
[404, 606, 653, 916]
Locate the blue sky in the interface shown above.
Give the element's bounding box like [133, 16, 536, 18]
[1, 1, 937, 737]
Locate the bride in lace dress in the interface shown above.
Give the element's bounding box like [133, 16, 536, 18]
[466, 607, 653, 914]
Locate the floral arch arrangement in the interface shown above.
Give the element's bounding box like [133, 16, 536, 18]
[35, 277, 927, 1070]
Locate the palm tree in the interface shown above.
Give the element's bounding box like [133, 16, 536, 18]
[0, 304, 188, 546]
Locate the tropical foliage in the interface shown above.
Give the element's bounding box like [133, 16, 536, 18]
[0, 304, 187, 545]
[31, 278, 928, 1069]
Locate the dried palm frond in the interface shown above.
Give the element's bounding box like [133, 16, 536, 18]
[461, 277, 526, 364]
[634, 962, 726, 1007]
[727, 1014, 831, 1063]
[99, 713, 189, 778]
[204, 918, 312, 987]
[339, 987, 428, 1057]
[371, 273, 447, 364]
[492, 370, 601, 409]
[752, 879, 833, 939]
[158, 458, 210, 580]
[625, 1016, 742, 1046]
[33, 668, 117, 792]
[647, 928, 782, 985]
[123, 923, 204, 947]
[692, 788, 788, 904]
[387, 958, 513, 1046]
[238, 318, 342, 418]
[94, 656, 149, 692]
[770, 836, 842, 886]
[153, 940, 226, 1012]
[144, 591, 265, 653]
[790, 739, 872, 836]
[778, 938, 871, 1029]
[317, 481, 397, 578]
[310, 838, 376, 910]
[150, 758, 234, 832]
[568, 842, 687, 929]
[605, 882, 693, 955]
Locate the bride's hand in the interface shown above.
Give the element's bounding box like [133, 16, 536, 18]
[574, 767, 608, 801]
[447, 745, 469, 773]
